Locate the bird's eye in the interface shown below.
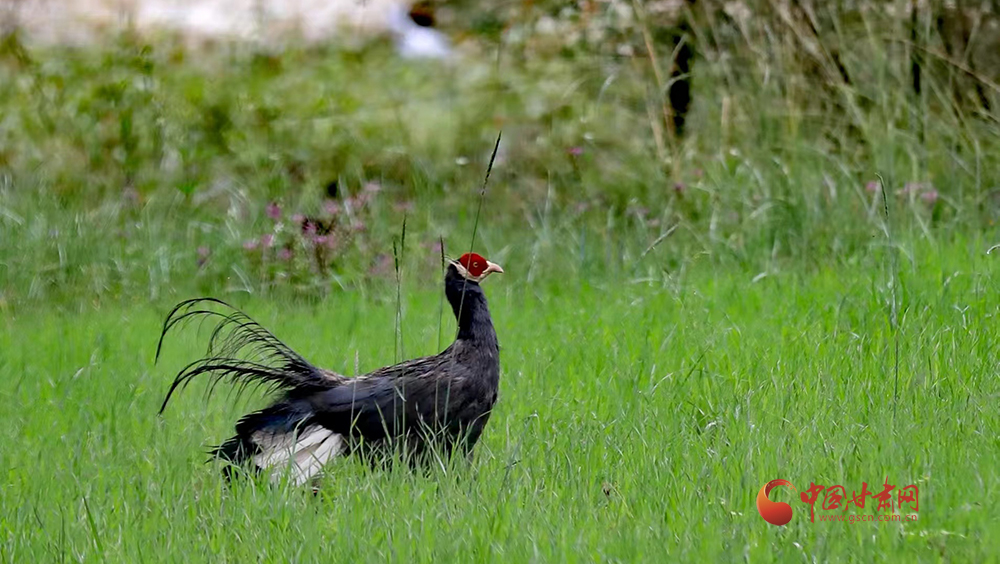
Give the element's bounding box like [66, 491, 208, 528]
[473, 262, 480, 268]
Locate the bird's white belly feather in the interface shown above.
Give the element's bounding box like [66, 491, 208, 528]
[251, 426, 344, 485]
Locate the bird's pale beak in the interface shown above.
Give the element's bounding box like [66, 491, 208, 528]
[484, 261, 504, 275]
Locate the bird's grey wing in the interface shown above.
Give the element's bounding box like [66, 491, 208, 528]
[307, 356, 463, 442]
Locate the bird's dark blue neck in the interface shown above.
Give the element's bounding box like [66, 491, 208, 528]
[445, 265, 497, 343]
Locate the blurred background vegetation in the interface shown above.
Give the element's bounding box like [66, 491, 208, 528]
[1, 0, 999, 310]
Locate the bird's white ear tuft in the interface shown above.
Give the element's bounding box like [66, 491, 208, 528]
[451, 260, 471, 279]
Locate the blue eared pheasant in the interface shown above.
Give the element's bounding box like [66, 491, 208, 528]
[157, 252, 504, 484]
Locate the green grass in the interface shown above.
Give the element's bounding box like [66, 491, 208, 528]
[3, 22, 1000, 309]
[2, 234, 998, 562]
[4, 6, 1000, 561]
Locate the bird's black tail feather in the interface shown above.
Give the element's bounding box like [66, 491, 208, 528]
[211, 401, 314, 460]
[155, 298, 335, 414]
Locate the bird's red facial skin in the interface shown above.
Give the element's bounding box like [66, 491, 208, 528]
[458, 253, 489, 278]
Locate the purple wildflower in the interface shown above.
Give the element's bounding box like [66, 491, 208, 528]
[123, 186, 141, 206]
[260, 233, 275, 248]
[921, 189, 939, 204]
[278, 247, 293, 261]
[673, 182, 687, 195]
[302, 220, 318, 236]
[266, 201, 282, 220]
[865, 180, 880, 193]
[628, 205, 649, 219]
[197, 246, 211, 267]
[369, 253, 394, 276]
[243, 239, 259, 251]
[567, 146, 584, 156]
[323, 199, 341, 216]
[351, 193, 372, 208]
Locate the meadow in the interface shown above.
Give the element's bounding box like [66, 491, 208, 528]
[3, 239, 999, 562]
[3, 5, 1000, 562]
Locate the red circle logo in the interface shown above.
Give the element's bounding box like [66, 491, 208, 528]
[757, 479, 796, 526]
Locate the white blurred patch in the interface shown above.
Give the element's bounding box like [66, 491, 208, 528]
[5, 0, 450, 56]
[387, 4, 451, 59]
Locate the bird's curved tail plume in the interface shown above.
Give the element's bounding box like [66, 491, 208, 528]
[155, 298, 336, 414]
